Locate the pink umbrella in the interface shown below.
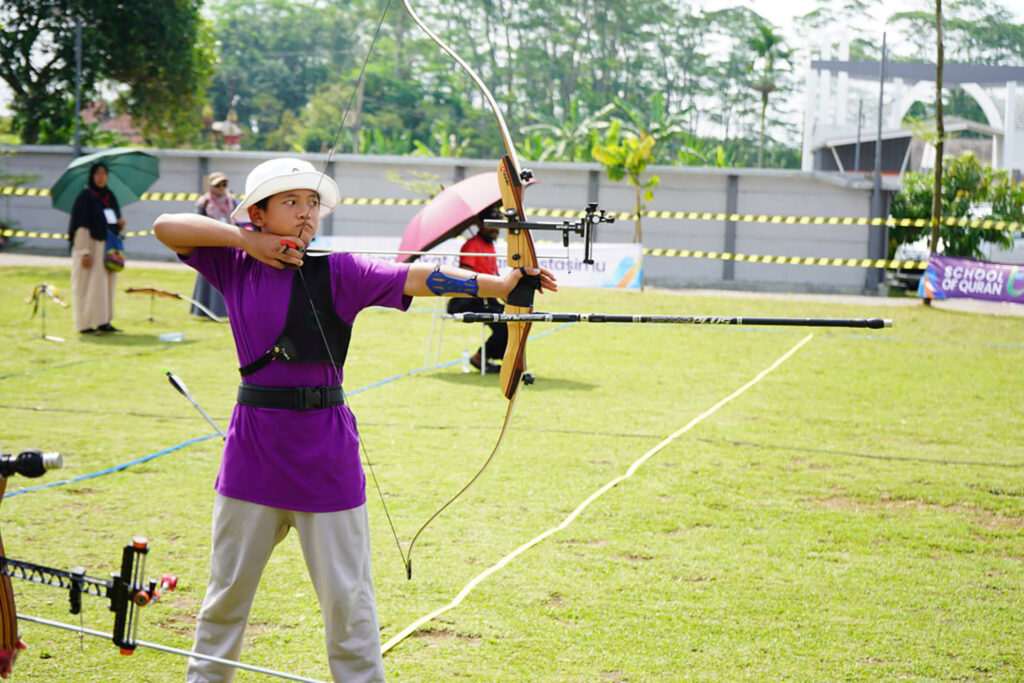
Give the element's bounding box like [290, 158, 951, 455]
[396, 172, 530, 263]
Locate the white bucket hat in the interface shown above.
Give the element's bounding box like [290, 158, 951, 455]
[230, 158, 340, 222]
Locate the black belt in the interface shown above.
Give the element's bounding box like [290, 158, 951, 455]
[237, 383, 345, 411]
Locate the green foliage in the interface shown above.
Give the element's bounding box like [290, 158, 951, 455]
[411, 122, 472, 158]
[797, 0, 883, 59]
[903, 87, 992, 127]
[208, 0, 368, 149]
[592, 121, 661, 242]
[383, 170, 444, 200]
[520, 101, 614, 162]
[0, 0, 213, 146]
[889, 151, 1018, 258]
[986, 168, 1024, 223]
[889, 0, 1024, 64]
[747, 20, 792, 167]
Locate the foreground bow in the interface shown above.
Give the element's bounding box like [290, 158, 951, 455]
[0, 447, 325, 681]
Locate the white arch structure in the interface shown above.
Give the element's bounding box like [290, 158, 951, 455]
[803, 60, 1024, 174]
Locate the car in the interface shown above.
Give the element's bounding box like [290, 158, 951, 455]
[888, 237, 931, 290]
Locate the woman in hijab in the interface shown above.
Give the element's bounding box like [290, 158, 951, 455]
[68, 162, 124, 334]
[190, 171, 240, 319]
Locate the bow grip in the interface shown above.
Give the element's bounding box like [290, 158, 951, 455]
[506, 269, 541, 307]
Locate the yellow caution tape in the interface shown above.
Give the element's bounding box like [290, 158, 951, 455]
[643, 247, 928, 269]
[0, 225, 928, 270]
[0, 229, 154, 239]
[4, 184, 1019, 231]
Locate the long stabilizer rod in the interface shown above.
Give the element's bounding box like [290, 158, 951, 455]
[17, 614, 326, 683]
[452, 312, 893, 328]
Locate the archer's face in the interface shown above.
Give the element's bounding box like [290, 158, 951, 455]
[248, 190, 320, 237]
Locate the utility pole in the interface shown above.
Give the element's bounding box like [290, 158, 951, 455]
[929, 0, 945, 256]
[871, 34, 887, 219]
[866, 34, 888, 292]
[854, 99, 863, 172]
[72, 16, 83, 157]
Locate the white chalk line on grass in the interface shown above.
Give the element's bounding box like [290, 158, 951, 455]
[381, 332, 816, 654]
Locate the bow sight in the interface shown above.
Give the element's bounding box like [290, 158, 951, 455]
[0, 448, 177, 655]
[483, 200, 615, 265]
[2, 537, 177, 654]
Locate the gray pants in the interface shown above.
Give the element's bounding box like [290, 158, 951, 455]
[187, 494, 384, 682]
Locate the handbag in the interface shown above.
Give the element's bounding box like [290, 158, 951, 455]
[104, 229, 126, 272]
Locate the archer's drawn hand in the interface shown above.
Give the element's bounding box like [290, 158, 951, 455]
[81, 252, 93, 269]
[241, 230, 306, 270]
[502, 266, 557, 299]
[0, 639, 27, 679]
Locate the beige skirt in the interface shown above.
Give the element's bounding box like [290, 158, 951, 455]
[70, 227, 117, 331]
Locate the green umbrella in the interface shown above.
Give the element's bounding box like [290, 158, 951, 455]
[50, 147, 160, 214]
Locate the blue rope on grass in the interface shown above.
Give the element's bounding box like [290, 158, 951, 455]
[4, 322, 577, 498]
[3, 433, 220, 499]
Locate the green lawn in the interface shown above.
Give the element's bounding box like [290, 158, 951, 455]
[0, 262, 1022, 681]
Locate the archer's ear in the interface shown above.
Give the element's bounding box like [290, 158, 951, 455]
[247, 205, 264, 228]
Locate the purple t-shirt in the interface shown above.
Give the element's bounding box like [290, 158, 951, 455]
[182, 247, 411, 512]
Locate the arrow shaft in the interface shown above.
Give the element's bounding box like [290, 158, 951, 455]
[306, 248, 570, 261]
[452, 313, 893, 328]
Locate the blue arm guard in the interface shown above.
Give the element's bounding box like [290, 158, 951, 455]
[426, 265, 479, 296]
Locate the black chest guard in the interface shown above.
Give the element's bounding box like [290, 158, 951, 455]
[239, 256, 352, 377]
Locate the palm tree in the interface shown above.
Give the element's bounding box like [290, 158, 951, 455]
[520, 101, 615, 162]
[748, 22, 792, 167]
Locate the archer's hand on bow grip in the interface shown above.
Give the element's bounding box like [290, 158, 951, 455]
[0, 640, 26, 679]
[503, 267, 557, 307]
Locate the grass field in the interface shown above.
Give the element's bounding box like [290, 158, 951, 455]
[1, 261, 1022, 682]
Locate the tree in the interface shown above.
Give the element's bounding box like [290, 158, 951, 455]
[592, 121, 660, 244]
[747, 21, 792, 168]
[889, 151, 1015, 259]
[796, 0, 883, 60]
[520, 101, 614, 162]
[889, 0, 1024, 65]
[0, 0, 213, 145]
[208, 0, 365, 149]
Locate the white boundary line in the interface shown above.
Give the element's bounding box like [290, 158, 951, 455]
[381, 333, 816, 653]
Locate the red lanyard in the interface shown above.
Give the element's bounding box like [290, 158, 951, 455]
[89, 188, 112, 208]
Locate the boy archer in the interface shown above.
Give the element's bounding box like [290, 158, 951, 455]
[154, 158, 555, 682]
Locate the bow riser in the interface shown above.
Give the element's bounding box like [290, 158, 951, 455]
[496, 154, 537, 399]
[0, 479, 16, 656]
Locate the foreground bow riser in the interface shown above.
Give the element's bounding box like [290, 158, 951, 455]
[453, 313, 894, 328]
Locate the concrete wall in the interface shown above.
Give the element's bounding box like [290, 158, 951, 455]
[0, 145, 884, 293]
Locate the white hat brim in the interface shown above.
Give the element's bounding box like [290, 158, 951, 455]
[230, 171, 340, 223]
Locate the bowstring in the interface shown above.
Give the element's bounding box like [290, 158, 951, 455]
[300, 0, 411, 576]
[297, 271, 408, 576]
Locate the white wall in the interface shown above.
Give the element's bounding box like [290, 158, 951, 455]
[0, 145, 881, 293]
